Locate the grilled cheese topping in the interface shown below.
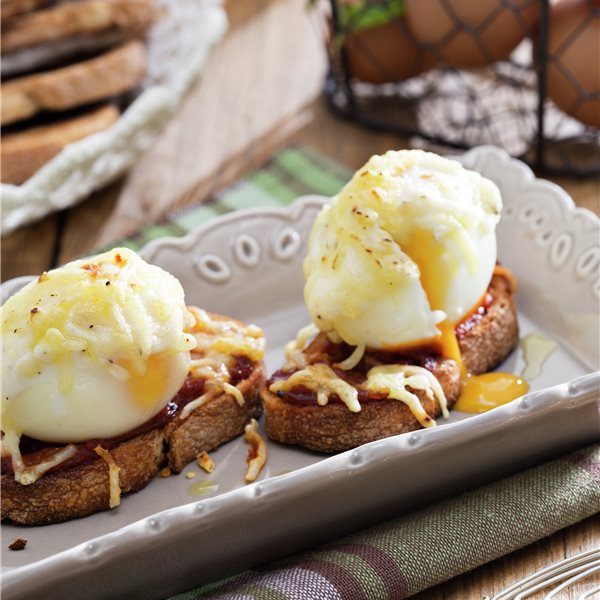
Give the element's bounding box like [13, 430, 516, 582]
[94, 445, 121, 508]
[244, 419, 266, 483]
[269, 361, 448, 425]
[182, 308, 266, 420]
[270, 364, 361, 412]
[365, 364, 448, 427]
[1, 430, 78, 485]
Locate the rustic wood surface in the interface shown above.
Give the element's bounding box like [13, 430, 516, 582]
[1, 0, 599, 597]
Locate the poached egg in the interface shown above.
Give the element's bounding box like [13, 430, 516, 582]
[2, 248, 197, 455]
[304, 149, 502, 356]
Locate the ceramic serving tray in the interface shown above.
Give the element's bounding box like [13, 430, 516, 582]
[1, 146, 599, 600]
[1, 0, 227, 234]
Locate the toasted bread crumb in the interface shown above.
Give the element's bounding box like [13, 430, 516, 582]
[197, 451, 215, 473]
[8, 538, 27, 551]
[159, 467, 171, 478]
[185, 471, 196, 480]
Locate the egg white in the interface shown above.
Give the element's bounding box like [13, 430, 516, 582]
[1, 248, 196, 444]
[304, 150, 502, 349]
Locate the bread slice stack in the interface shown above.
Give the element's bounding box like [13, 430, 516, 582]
[1, 0, 156, 184]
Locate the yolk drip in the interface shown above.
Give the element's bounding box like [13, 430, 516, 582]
[403, 228, 466, 374]
[437, 321, 465, 376]
[122, 352, 169, 409]
[455, 372, 529, 413]
[389, 230, 527, 413]
[404, 228, 454, 316]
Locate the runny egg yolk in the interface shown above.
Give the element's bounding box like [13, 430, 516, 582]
[121, 352, 171, 409]
[455, 373, 529, 413]
[400, 228, 466, 375]
[405, 230, 528, 412]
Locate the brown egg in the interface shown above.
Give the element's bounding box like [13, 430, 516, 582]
[342, 18, 437, 84]
[546, 0, 600, 128]
[405, 0, 540, 68]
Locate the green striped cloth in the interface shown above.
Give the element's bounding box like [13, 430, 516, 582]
[108, 146, 599, 599]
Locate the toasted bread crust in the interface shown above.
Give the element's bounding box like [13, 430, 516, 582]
[0, 0, 52, 23]
[0, 429, 164, 526]
[2, 0, 155, 53]
[262, 274, 518, 453]
[1, 40, 146, 125]
[1, 104, 119, 184]
[1, 313, 265, 526]
[459, 274, 519, 375]
[166, 364, 264, 472]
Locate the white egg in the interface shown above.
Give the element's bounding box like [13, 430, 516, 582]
[2, 248, 196, 443]
[304, 150, 502, 350]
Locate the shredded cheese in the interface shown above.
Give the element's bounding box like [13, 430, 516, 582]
[188, 307, 265, 363]
[180, 392, 214, 420]
[182, 308, 266, 416]
[223, 382, 245, 406]
[364, 364, 448, 427]
[94, 445, 121, 508]
[197, 451, 215, 473]
[269, 364, 361, 412]
[284, 323, 319, 360]
[244, 419, 266, 483]
[335, 343, 366, 370]
[3, 436, 78, 485]
[272, 359, 448, 428]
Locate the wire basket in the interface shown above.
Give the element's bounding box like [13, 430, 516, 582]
[324, 0, 600, 177]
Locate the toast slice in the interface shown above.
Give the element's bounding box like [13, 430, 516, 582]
[2, 0, 156, 77]
[263, 356, 459, 453]
[1, 104, 119, 184]
[2, 0, 155, 53]
[1, 40, 146, 125]
[262, 273, 519, 453]
[1, 430, 165, 526]
[0, 311, 265, 526]
[0, 0, 52, 23]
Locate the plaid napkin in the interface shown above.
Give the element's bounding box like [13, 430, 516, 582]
[106, 146, 599, 599]
[169, 445, 600, 600]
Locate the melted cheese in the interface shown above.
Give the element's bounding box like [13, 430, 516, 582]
[188, 307, 265, 363]
[180, 392, 213, 420]
[244, 418, 267, 483]
[180, 308, 266, 420]
[365, 364, 448, 427]
[1, 429, 77, 485]
[335, 344, 366, 370]
[94, 445, 121, 508]
[271, 362, 448, 427]
[270, 364, 361, 412]
[284, 323, 319, 370]
[284, 323, 319, 359]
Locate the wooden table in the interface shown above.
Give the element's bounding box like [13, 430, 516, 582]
[2, 0, 598, 596]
